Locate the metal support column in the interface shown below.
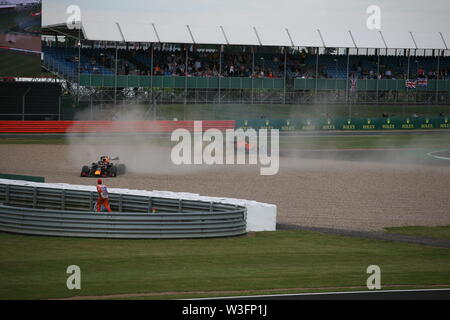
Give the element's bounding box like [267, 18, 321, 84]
[436, 51, 441, 104]
[376, 49, 380, 104]
[315, 48, 319, 95]
[77, 28, 81, 105]
[219, 45, 222, 105]
[345, 48, 350, 104]
[406, 49, 411, 105]
[184, 45, 188, 118]
[406, 49, 411, 79]
[22, 88, 31, 121]
[284, 47, 287, 104]
[114, 43, 118, 105]
[150, 44, 154, 102]
[58, 96, 61, 120]
[251, 47, 255, 104]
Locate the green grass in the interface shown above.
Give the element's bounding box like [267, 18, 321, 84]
[0, 50, 41, 77]
[0, 230, 449, 300]
[0, 9, 36, 32]
[386, 226, 450, 240]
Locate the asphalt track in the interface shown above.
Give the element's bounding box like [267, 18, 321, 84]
[278, 224, 450, 248]
[199, 288, 450, 300]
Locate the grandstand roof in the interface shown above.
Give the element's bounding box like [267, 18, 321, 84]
[42, 21, 449, 50]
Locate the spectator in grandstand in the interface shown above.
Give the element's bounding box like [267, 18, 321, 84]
[194, 60, 201, 71]
[418, 66, 425, 77]
[385, 69, 392, 79]
[229, 65, 235, 76]
[299, 49, 307, 64]
[154, 65, 162, 75]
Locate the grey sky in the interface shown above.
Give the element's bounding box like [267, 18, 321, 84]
[43, 0, 450, 32]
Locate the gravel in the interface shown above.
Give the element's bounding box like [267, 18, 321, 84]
[1, 144, 450, 231]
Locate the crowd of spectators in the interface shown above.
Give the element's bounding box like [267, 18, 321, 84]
[348, 56, 450, 80]
[128, 49, 282, 78]
[57, 46, 450, 80]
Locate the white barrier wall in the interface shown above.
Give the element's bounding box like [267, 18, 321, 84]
[0, 179, 277, 232]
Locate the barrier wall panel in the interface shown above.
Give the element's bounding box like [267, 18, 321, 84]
[236, 117, 450, 131]
[116, 75, 127, 87]
[152, 76, 163, 87]
[0, 182, 248, 239]
[241, 78, 252, 89]
[127, 76, 140, 87]
[76, 75, 450, 91]
[138, 76, 150, 87]
[208, 77, 219, 89]
[230, 78, 241, 89]
[220, 77, 230, 90]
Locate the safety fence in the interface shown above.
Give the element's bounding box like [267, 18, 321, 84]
[236, 117, 450, 131]
[0, 182, 247, 239]
[0, 120, 236, 133]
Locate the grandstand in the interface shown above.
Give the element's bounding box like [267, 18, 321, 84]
[41, 46, 450, 81]
[38, 22, 450, 110]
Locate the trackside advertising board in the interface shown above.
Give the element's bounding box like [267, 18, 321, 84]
[236, 117, 450, 131]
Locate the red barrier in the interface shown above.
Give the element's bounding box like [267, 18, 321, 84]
[0, 121, 236, 133]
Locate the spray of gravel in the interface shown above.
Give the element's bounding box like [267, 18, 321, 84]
[65, 104, 266, 176]
[66, 102, 450, 177]
[280, 131, 450, 176]
[65, 104, 196, 176]
[277, 100, 450, 173]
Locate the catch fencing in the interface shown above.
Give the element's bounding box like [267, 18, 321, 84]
[0, 182, 247, 239]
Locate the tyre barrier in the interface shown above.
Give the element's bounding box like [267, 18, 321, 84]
[0, 182, 247, 239]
